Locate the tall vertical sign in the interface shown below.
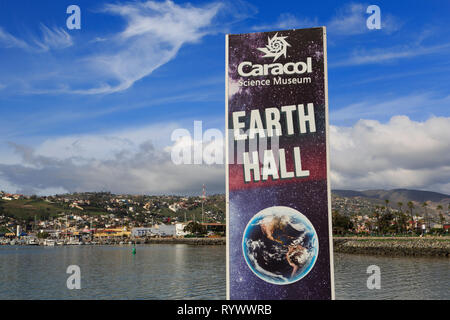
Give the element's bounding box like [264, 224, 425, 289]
[226, 27, 334, 300]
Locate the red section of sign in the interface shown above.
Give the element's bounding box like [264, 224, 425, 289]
[229, 139, 327, 191]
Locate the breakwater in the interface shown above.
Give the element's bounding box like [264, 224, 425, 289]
[136, 237, 226, 245]
[333, 237, 450, 257]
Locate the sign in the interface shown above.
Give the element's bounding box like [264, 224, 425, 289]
[226, 27, 334, 300]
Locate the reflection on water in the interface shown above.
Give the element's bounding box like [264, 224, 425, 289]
[334, 253, 450, 300]
[0, 245, 225, 300]
[0, 246, 448, 300]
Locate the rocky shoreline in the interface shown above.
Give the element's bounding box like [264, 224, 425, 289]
[7, 237, 450, 257]
[333, 237, 450, 257]
[138, 237, 450, 257]
[135, 237, 226, 246]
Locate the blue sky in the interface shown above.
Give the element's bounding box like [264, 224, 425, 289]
[0, 0, 450, 195]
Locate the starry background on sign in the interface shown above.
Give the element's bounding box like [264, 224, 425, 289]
[227, 28, 332, 299]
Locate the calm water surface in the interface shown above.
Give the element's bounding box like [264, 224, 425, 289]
[333, 253, 449, 300]
[0, 245, 448, 299]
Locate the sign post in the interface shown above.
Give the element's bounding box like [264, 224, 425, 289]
[226, 27, 334, 300]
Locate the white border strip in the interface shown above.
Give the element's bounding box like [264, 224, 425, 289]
[225, 28, 334, 300]
[225, 33, 230, 300]
[323, 26, 336, 300]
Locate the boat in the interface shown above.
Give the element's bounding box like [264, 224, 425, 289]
[44, 239, 56, 246]
[67, 238, 81, 245]
[27, 238, 39, 245]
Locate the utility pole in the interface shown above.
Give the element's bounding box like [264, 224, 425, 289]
[202, 184, 206, 224]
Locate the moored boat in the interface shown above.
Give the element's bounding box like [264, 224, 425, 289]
[44, 239, 56, 246]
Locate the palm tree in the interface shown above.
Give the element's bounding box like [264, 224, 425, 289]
[422, 201, 429, 230]
[407, 201, 414, 233]
[373, 207, 380, 234]
[397, 202, 404, 233]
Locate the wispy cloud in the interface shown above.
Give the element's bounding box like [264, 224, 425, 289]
[327, 2, 401, 35]
[327, 3, 368, 35]
[252, 3, 401, 35]
[0, 24, 73, 52]
[34, 24, 73, 51]
[331, 42, 450, 67]
[77, 0, 222, 94]
[343, 66, 450, 86]
[331, 93, 450, 125]
[0, 0, 224, 95]
[0, 27, 30, 50]
[252, 13, 318, 31]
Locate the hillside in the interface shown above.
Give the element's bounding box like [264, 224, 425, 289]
[332, 189, 450, 220]
[0, 193, 226, 224]
[333, 189, 450, 204]
[1, 190, 447, 224]
[0, 199, 106, 221]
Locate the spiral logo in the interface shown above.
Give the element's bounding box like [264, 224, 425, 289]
[257, 33, 291, 62]
[268, 39, 283, 53]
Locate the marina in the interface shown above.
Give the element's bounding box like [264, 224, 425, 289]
[0, 245, 448, 300]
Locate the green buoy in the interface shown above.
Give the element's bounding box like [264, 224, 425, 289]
[132, 247, 136, 255]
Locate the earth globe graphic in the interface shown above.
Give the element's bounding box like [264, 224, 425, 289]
[242, 206, 318, 285]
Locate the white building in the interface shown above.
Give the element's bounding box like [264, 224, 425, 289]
[169, 204, 180, 212]
[132, 227, 152, 237]
[132, 224, 176, 237]
[175, 223, 188, 237]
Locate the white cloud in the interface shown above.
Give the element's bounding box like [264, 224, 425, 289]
[106, 0, 221, 43]
[0, 141, 224, 196]
[0, 0, 223, 95]
[77, 0, 222, 94]
[330, 116, 450, 194]
[1, 115, 450, 196]
[35, 25, 73, 51]
[252, 13, 318, 31]
[0, 25, 72, 52]
[0, 27, 30, 49]
[327, 3, 367, 35]
[252, 3, 401, 35]
[34, 122, 181, 161]
[327, 3, 400, 35]
[0, 121, 224, 195]
[331, 93, 450, 125]
[331, 42, 450, 67]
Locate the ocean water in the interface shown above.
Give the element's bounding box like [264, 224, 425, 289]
[333, 253, 450, 300]
[0, 245, 448, 300]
